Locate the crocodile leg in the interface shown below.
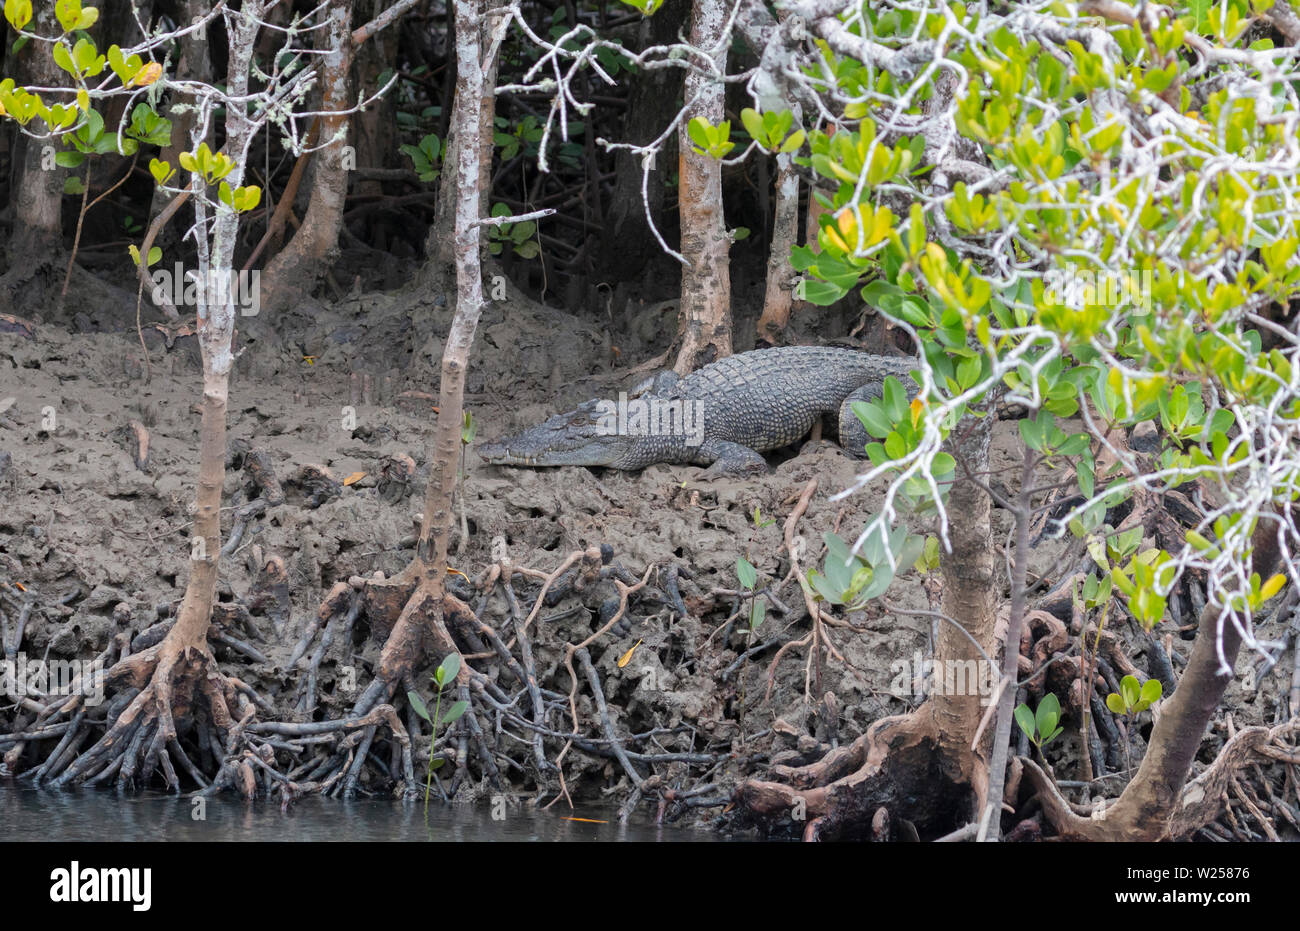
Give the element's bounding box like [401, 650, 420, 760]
[836, 374, 920, 458]
[836, 381, 891, 458]
[695, 438, 769, 477]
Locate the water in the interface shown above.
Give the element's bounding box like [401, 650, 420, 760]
[0, 785, 719, 842]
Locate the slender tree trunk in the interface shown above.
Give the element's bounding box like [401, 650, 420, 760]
[755, 150, 799, 344]
[477, 9, 500, 225]
[419, 0, 487, 577]
[928, 414, 997, 819]
[350, 0, 401, 252]
[168, 1, 265, 651]
[259, 0, 353, 314]
[980, 444, 1036, 841]
[376, 0, 489, 686]
[0, 4, 64, 310]
[673, 0, 732, 374]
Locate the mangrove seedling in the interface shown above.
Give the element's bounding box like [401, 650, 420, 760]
[735, 556, 766, 743]
[1106, 674, 1163, 717]
[408, 652, 469, 810]
[804, 527, 923, 610]
[1014, 693, 1064, 760]
[1106, 675, 1163, 774]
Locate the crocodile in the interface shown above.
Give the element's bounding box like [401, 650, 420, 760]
[477, 346, 916, 476]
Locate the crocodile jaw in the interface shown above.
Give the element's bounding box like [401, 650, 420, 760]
[477, 402, 635, 468]
[477, 438, 623, 468]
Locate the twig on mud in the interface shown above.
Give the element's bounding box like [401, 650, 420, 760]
[457, 683, 502, 787]
[708, 584, 791, 616]
[562, 564, 655, 728]
[762, 479, 821, 702]
[501, 569, 550, 774]
[723, 636, 785, 681]
[521, 546, 604, 632]
[576, 647, 643, 788]
[3, 584, 36, 660]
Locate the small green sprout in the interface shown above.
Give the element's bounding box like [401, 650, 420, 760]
[1106, 674, 1162, 717]
[408, 652, 469, 810]
[1014, 693, 1064, 756]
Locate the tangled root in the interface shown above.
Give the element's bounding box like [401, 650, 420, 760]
[33, 637, 254, 794]
[735, 709, 973, 840]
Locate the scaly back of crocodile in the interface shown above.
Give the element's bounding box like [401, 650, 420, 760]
[669, 346, 913, 453]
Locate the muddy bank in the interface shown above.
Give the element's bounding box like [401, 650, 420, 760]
[0, 287, 1288, 834]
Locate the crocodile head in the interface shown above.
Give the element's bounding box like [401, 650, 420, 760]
[477, 399, 638, 468]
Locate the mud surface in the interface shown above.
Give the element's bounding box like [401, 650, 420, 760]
[1, 278, 1289, 830]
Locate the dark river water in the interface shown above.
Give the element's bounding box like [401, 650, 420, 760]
[0, 785, 720, 842]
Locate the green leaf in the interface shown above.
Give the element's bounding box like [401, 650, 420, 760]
[739, 107, 764, 145]
[4, 0, 33, 31]
[1139, 678, 1163, 706]
[439, 699, 468, 727]
[736, 556, 758, 591]
[931, 452, 956, 476]
[796, 277, 848, 306]
[1014, 703, 1037, 741]
[851, 400, 893, 440]
[806, 568, 842, 605]
[1035, 692, 1060, 739]
[687, 116, 711, 151]
[55, 0, 82, 33]
[1019, 417, 1043, 451]
[1106, 692, 1127, 715]
[436, 652, 461, 687]
[778, 129, 805, 154]
[1120, 674, 1140, 710]
[1077, 455, 1095, 498]
[881, 376, 908, 423]
[407, 690, 431, 722]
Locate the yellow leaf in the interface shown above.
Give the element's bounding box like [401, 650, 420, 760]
[1258, 574, 1286, 603]
[76, 88, 89, 112]
[910, 397, 924, 427]
[617, 639, 642, 668]
[302, 355, 316, 365]
[342, 471, 366, 486]
[131, 62, 163, 87]
[562, 817, 608, 824]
